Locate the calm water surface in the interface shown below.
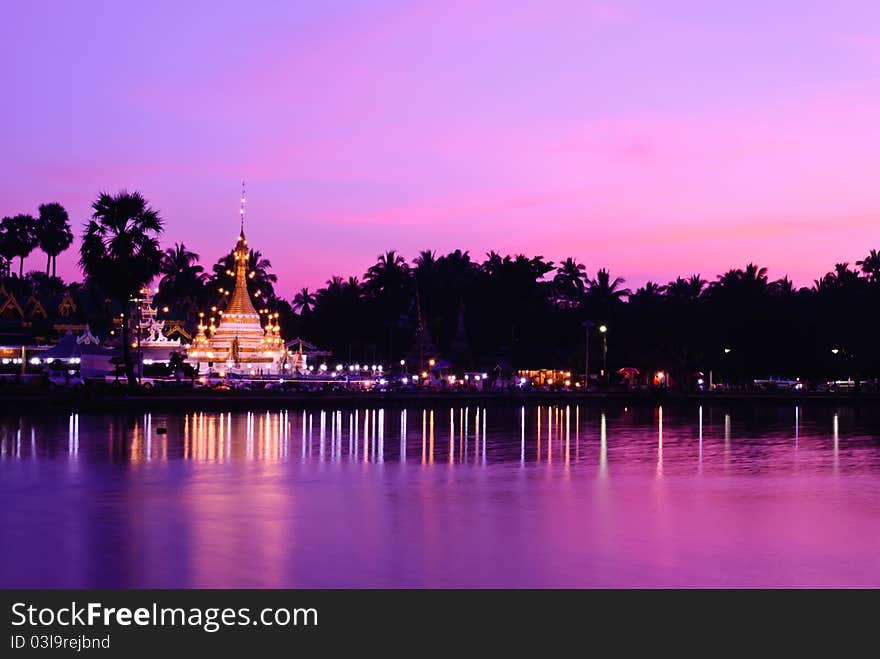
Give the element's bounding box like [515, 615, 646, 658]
[2, 403, 880, 587]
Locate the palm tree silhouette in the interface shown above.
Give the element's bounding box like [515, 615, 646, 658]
[292, 287, 317, 314]
[2, 214, 38, 278]
[156, 243, 206, 327]
[856, 249, 880, 284]
[79, 190, 163, 387]
[36, 203, 73, 277]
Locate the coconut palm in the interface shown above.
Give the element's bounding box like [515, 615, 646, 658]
[770, 275, 797, 297]
[79, 190, 163, 387]
[292, 287, 317, 314]
[630, 281, 667, 305]
[36, 203, 73, 277]
[553, 257, 587, 307]
[814, 262, 863, 292]
[856, 249, 880, 285]
[587, 268, 630, 307]
[156, 243, 206, 326]
[667, 275, 706, 302]
[365, 250, 410, 296]
[0, 221, 13, 278]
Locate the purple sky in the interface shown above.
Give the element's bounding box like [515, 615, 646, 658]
[3, 0, 880, 296]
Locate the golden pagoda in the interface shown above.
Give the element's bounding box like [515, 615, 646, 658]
[187, 188, 287, 375]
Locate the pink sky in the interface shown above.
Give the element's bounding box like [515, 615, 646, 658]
[3, 0, 880, 296]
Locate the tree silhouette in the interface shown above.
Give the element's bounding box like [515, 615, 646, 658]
[2, 214, 39, 278]
[79, 190, 163, 387]
[156, 243, 207, 330]
[36, 203, 73, 277]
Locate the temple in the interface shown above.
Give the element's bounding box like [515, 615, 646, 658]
[187, 213, 287, 375]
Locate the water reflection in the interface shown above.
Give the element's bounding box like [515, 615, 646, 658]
[5, 403, 880, 588]
[1, 404, 879, 476]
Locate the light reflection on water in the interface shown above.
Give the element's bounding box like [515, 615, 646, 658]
[2, 403, 880, 587]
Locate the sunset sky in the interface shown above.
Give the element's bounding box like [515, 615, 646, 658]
[3, 0, 880, 296]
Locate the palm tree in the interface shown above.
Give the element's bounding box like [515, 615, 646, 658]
[0, 221, 13, 278]
[667, 274, 706, 302]
[292, 287, 317, 314]
[856, 249, 880, 284]
[553, 257, 587, 307]
[413, 250, 437, 271]
[710, 263, 769, 298]
[482, 251, 504, 277]
[2, 214, 39, 278]
[587, 268, 630, 307]
[814, 263, 862, 292]
[79, 190, 164, 387]
[36, 203, 73, 277]
[741, 263, 769, 289]
[344, 276, 362, 297]
[365, 250, 410, 296]
[770, 275, 797, 297]
[156, 243, 206, 326]
[630, 281, 666, 304]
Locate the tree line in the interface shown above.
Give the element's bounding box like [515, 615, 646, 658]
[4, 190, 880, 387]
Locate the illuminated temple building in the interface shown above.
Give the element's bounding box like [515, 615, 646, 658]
[187, 222, 288, 375]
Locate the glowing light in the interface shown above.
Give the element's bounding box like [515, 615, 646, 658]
[428, 358, 436, 367]
[599, 324, 608, 333]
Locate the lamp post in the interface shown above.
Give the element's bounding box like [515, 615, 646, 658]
[582, 320, 593, 387]
[598, 324, 608, 379]
[129, 292, 144, 385]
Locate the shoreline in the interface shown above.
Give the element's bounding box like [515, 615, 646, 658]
[1, 388, 879, 413]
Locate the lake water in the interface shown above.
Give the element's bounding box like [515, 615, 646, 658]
[2, 403, 880, 588]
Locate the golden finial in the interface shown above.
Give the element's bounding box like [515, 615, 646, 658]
[239, 180, 246, 232]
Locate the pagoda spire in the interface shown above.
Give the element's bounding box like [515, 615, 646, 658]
[239, 180, 246, 234]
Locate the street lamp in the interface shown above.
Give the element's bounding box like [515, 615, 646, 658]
[129, 293, 145, 385]
[582, 320, 593, 387]
[598, 324, 608, 378]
